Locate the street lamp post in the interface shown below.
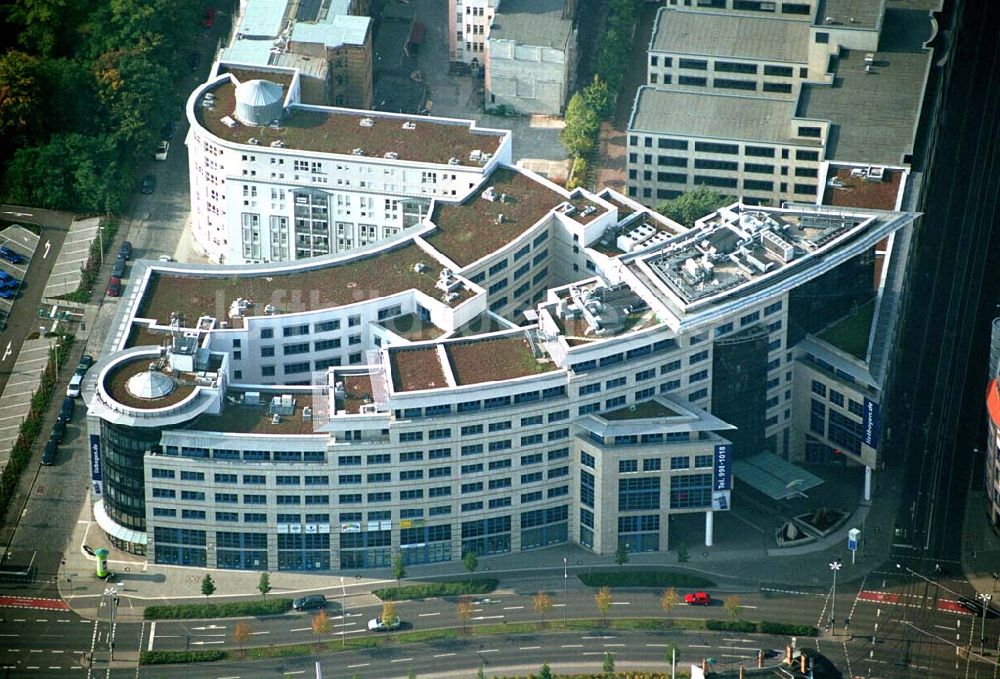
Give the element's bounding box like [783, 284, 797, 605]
[978, 592, 992, 655]
[829, 559, 842, 636]
[340, 575, 346, 648]
[563, 557, 568, 624]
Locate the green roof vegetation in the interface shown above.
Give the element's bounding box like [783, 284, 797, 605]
[818, 299, 875, 360]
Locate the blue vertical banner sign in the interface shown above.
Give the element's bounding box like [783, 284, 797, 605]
[89, 434, 103, 497]
[862, 398, 880, 447]
[713, 443, 732, 491]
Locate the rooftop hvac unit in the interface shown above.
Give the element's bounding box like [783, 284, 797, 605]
[220, 116, 238, 128]
[270, 140, 285, 148]
[413, 262, 427, 273]
[359, 117, 375, 127]
[334, 381, 345, 398]
[248, 137, 260, 145]
[302, 406, 312, 420]
[384, 151, 399, 160]
[245, 391, 261, 405]
[271, 414, 281, 424]
[481, 186, 497, 201]
[469, 149, 483, 162]
[448, 157, 461, 165]
[360, 403, 378, 414]
[402, 121, 416, 130]
[351, 148, 365, 156]
[264, 304, 276, 314]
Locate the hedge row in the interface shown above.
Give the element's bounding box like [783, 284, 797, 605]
[143, 598, 292, 620]
[578, 571, 715, 589]
[59, 219, 118, 303]
[140, 650, 226, 665]
[373, 578, 499, 601]
[0, 336, 74, 527]
[706, 619, 817, 637]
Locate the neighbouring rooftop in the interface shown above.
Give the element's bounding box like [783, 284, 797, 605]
[446, 334, 557, 386]
[389, 346, 448, 392]
[651, 8, 810, 63]
[186, 392, 319, 435]
[546, 280, 659, 346]
[378, 313, 446, 342]
[137, 243, 473, 328]
[490, 0, 574, 50]
[196, 76, 506, 166]
[822, 166, 904, 210]
[817, 0, 884, 30]
[799, 8, 932, 165]
[630, 87, 816, 146]
[426, 167, 566, 267]
[602, 399, 682, 421]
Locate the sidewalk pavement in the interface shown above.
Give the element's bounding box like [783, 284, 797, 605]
[60, 464, 907, 623]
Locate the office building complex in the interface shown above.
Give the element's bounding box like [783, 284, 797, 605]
[88, 64, 916, 566]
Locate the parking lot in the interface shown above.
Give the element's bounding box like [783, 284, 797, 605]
[42, 217, 100, 299]
[0, 338, 54, 467]
[0, 225, 39, 328]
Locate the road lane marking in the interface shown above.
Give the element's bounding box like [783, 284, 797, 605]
[283, 672, 305, 676]
[480, 649, 499, 653]
[148, 621, 156, 651]
[552, 604, 566, 607]
[190, 641, 225, 645]
[519, 646, 541, 650]
[218, 676, 241, 679]
[610, 602, 630, 605]
[390, 658, 414, 663]
[1, 343, 11, 362]
[561, 644, 583, 648]
[433, 653, 456, 658]
[603, 644, 626, 647]
[51, 650, 63, 654]
[250, 631, 270, 635]
[347, 664, 369, 669]
[503, 606, 524, 610]
[43, 241, 50, 259]
[739, 605, 758, 609]
[290, 627, 312, 632]
[418, 612, 440, 617]
[646, 644, 671, 647]
[690, 644, 711, 648]
[582, 652, 611, 656]
[472, 615, 504, 620]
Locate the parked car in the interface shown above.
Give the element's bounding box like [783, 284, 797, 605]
[50, 420, 65, 444]
[67, 374, 83, 398]
[106, 276, 123, 297]
[292, 595, 327, 611]
[140, 174, 156, 194]
[42, 439, 58, 465]
[58, 397, 75, 423]
[0, 246, 25, 264]
[76, 355, 94, 376]
[0, 271, 14, 282]
[119, 241, 133, 260]
[155, 140, 169, 161]
[684, 592, 712, 606]
[111, 255, 126, 278]
[0, 289, 17, 300]
[160, 122, 175, 141]
[367, 616, 400, 632]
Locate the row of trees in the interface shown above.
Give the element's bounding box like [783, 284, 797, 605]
[561, 0, 639, 188]
[0, 0, 205, 213]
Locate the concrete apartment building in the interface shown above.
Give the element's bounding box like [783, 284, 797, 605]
[88, 64, 915, 565]
[627, 87, 828, 205]
[485, 0, 578, 115]
[627, 0, 930, 206]
[224, 0, 374, 109]
[448, 0, 501, 66]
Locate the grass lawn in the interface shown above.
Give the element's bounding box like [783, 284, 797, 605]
[817, 299, 875, 360]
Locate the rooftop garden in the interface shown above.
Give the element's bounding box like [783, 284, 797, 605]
[602, 399, 681, 421]
[197, 78, 504, 165]
[446, 334, 556, 386]
[818, 299, 875, 360]
[137, 243, 471, 326]
[104, 358, 196, 410]
[389, 347, 448, 392]
[186, 393, 318, 435]
[426, 167, 565, 266]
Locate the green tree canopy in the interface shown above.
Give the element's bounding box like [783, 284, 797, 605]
[0, 51, 42, 146]
[561, 92, 600, 157]
[655, 187, 731, 227]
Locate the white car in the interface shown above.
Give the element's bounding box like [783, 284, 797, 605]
[155, 140, 170, 161]
[367, 616, 400, 632]
[66, 374, 83, 398]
